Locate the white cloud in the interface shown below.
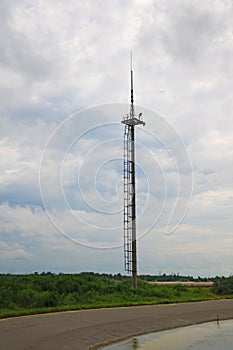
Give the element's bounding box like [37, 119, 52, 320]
[0, 202, 123, 273]
[0, 0, 232, 275]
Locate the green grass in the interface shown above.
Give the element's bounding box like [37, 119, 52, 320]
[0, 273, 232, 319]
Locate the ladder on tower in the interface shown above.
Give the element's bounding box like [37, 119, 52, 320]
[123, 124, 133, 273]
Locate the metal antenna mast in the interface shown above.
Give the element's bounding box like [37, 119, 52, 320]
[121, 53, 145, 288]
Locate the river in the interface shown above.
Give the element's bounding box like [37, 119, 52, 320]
[102, 319, 233, 350]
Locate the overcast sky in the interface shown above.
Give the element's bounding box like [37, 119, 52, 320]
[0, 0, 232, 277]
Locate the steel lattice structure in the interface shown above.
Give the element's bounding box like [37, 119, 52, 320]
[121, 55, 145, 288]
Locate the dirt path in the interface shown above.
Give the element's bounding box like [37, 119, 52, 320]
[1, 300, 233, 350]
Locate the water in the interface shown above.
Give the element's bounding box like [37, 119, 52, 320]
[102, 319, 233, 350]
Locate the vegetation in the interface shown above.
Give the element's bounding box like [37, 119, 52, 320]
[0, 272, 231, 319]
[212, 276, 233, 295]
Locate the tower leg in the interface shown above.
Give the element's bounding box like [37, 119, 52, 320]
[131, 125, 137, 288]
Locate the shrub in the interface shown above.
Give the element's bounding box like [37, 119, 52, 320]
[212, 277, 233, 295]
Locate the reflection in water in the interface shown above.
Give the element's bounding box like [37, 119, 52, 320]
[132, 338, 139, 350]
[103, 320, 233, 350]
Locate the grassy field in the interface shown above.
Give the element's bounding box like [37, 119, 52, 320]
[0, 273, 232, 319]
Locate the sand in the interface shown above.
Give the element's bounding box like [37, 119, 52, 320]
[0, 299, 233, 350]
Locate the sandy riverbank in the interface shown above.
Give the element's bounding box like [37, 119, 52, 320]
[149, 281, 213, 287]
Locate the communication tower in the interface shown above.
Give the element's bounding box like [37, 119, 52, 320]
[121, 54, 145, 288]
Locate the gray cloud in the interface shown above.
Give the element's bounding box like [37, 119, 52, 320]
[0, 0, 232, 276]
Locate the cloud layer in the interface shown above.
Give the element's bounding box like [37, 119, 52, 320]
[0, 0, 232, 276]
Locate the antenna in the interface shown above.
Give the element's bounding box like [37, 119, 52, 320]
[130, 52, 134, 108]
[121, 54, 145, 288]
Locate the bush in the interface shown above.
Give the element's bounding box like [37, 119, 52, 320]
[212, 277, 233, 295]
